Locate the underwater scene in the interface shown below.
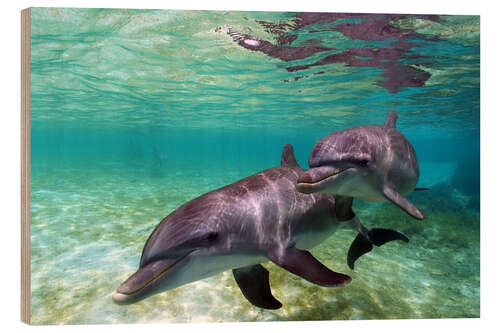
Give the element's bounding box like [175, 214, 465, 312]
[29, 8, 480, 324]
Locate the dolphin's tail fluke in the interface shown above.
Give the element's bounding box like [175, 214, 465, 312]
[347, 228, 409, 269]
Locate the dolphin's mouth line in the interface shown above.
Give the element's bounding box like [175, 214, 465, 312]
[297, 167, 351, 187]
[115, 252, 192, 299]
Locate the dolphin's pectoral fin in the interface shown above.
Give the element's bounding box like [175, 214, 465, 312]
[382, 185, 424, 220]
[281, 144, 301, 169]
[384, 109, 398, 128]
[267, 247, 351, 287]
[232, 264, 282, 310]
[347, 228, 409, 269]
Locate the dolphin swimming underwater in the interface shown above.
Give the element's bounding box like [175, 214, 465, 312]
[296, 110, 426, 220]
[113, 144, 408, 309]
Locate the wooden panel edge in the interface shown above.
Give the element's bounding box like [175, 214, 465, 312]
[21, 7, 31, 325]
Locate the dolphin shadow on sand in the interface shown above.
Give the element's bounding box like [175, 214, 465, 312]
[113, 111, 424, 310]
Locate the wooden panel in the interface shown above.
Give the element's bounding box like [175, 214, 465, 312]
[21, 7, 31, 325]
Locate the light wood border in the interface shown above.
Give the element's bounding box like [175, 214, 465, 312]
[21, 7, 31, 325]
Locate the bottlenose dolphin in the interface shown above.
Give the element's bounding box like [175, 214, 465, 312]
[113, 144, 408, 309]
[296, 110, 425, 220]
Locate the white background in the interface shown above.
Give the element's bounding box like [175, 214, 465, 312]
[1, 0, 497, 332]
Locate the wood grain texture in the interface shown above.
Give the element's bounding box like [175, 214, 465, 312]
[21, 7, 31, 325]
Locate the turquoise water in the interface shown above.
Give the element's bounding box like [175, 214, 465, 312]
[29, 8, 480, 324]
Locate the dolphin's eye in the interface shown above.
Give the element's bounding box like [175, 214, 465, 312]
[205, 232, 218, 241]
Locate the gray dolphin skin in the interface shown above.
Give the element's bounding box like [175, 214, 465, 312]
[296, 110, 425, 220]
[112, 144, 408, 309]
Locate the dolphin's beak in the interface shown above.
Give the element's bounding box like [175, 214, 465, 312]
[112, 291, 137, 304]
[112, 256, 187, 304]
[296, 166, 345, 193]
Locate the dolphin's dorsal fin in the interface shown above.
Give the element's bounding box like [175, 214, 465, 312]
[384, 110, 398, 128]
[382, 185, 424, 220]
[281, 144, 301, 168]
